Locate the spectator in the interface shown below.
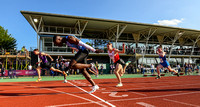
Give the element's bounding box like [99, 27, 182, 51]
[8, 66, 14, 79]
[188, 63, 193, 75]
[100, 64, 104, 75]
[151, 64, 155, 74]
[21, 46, 26, 55]
[127, 65, 133, 74]
[177, 64, 181, 73]
[110, 64, 113, 74]
[140, 64, 144, 74]
[196, 65, 199, 73]
[1, 65, 5, 79]
[28, 64, 32, 70]
[184, 63, 188, 75]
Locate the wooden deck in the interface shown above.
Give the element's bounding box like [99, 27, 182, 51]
[0, 55, 31, 59]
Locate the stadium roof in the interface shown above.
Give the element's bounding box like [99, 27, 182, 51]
[21, 11, 200, 46]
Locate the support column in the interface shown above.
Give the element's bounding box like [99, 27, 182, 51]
[141, 28, 157, 64]
[75, 20, 88, 36]
[6, 55, 8, 70]
[189, 35, 200, 63]
[179, 38, 185, 65]
[115, 24, 127, 48]
[29, 16, 42, 63]
[132, 33, 140, 69]
[157, 35, 164, 45]
[168, 31, 185, 60]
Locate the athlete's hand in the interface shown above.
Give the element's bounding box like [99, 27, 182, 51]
[95, 49, 104, 53]
[51, 59, 54, 61]
[36, 62, 39, 64]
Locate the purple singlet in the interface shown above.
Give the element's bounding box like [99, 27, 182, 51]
[39, 53, 48, 63]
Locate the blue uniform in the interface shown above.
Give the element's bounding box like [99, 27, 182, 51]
[159, 55, 170, 67]
[65, 35, 86, 51]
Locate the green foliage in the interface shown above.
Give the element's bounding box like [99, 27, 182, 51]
[0, 26, 17, 50]
[94, 39, 109, 47]
[86, 42, 92, 46]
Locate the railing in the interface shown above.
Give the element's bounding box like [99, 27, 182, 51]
[134, 48, 200, 56]
[42, 46, 200, 56]
[0, 50, 30, 56]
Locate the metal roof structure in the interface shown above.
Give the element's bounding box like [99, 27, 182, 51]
[20, 11, 200, 63]
[21, 11, 200, 46]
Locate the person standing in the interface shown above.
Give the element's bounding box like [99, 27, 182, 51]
[100, 64, 104, 75]
[28, 64, 32, 70]
[177, 64, 181, 73]
[184, 62, 188, 75]
[151, 64, 155, 74]
[1, 65, 5, 79]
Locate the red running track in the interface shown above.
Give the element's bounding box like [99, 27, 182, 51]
[0, 75, 200, 107]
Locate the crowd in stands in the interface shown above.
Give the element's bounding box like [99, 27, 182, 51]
[122, 45, 200, 55]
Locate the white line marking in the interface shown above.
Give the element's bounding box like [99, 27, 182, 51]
[136, 102, 155, 107]
[131, 92, 147, 96]
[102, 92, 128, 97]
[163, 98, 200, 107]
[107, 91, 200, 102]
[68, 81, 116, 107]
[43, 88, 107, 107]
[100, 83, 200, 93]
[9, 83, 107, 107]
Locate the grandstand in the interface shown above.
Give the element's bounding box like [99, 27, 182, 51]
[21, 11, 200, 73]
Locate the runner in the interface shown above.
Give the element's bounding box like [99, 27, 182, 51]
[33, 49, 67, 82]
[156, 45, 179, 79]
[107, 42, 131, 87]
[53, 35, 103, 93]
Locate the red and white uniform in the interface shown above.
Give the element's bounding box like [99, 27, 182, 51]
[108, 48, 120, 63]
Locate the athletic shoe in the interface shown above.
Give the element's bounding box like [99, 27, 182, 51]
[116, 83, 123, 87]
[36, 78, 42, 82]
[176, 73, 180, 77]
[90, 63, 98, 74]
[63, 79, 67, 83]
[155, 75, 161, 79]
[89, 85, 99, 94]
[125, 61, 131, 66]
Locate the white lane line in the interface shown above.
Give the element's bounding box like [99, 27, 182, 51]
[136, 102, 155, 107]
[47, 101, 106, 107]
[0, 83, 107, 107]
[11, 83, 107, 107]
[68, 81, 116, 107]
[107, 91, 200, 102]
[99, 83, 200, 93]
[43, 88, 107, 107]
[163, 98, 200, 107]
[131, 92, 147, 96]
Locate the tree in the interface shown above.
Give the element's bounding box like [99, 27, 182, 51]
[0, 26, 17, 50]
[94, 39, 109, 47]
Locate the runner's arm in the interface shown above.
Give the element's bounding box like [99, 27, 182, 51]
[116, 43, 125, 53]
[68, 36, 103, 53]
[41, 52, 54, 61]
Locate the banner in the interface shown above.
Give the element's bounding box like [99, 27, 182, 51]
[0, 70, 37, 77]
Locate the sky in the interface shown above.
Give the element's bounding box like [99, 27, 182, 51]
[1, 0, 200, 50]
